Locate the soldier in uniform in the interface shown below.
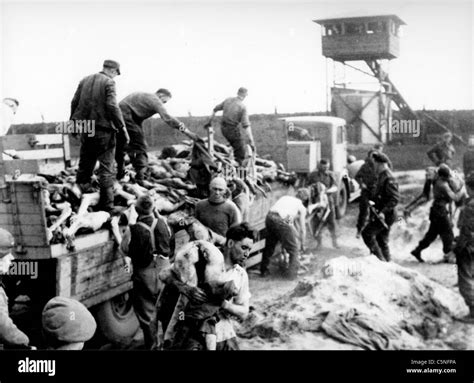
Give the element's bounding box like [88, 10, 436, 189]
[361, 152, 400, 262]
[307, 159, 339, 249]
[427, 132, 455, 167]
[453, 174, 474, 323]
[411, 164, 465, 263]
[355, 150, 377, 238]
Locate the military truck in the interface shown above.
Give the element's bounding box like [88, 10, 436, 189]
[283, 116, 361, 218]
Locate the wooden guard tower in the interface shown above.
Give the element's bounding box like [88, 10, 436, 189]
[314, 15, 418, 144]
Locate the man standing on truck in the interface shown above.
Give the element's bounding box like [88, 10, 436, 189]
[361, 152, 400, 262]
[0, 228, 31, 349]
[205, 87, 256, 165]
[410, 164, 465, 263]
[307, 159, 339, 249]
[427, 132, 456, 167]
[195, 177, 242, 238]
[116, 195, 172, 349]
[116, 89, 197, 184]
[260, 189, 308, 279]
[71, 59, 130, 212]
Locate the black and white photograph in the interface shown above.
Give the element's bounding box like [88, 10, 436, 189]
[0, 0, 473, 379]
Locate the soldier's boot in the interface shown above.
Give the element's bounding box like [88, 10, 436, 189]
[315, 234, 323, 250]
[285, 253, 300, 280]
[100, 186, 115, 213]
[410, 247, 425, 263]
[331, 233, 340, 249]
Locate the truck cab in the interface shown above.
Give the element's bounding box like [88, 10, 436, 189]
[283, 116, 360, 217]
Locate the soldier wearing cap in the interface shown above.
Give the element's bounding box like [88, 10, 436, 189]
[453, 174, 474, 323]
[0, 228, 31, 349]
[361, 152, 400, 262]
[411, 164, 465, 263]
[463, 135, 474, 179]
[427, 132, 456, 167]
[116, 89, 197, 184]
[71, 59, 130, 212]
[205, 87, 255, 165]
[41, 296, 97, 350]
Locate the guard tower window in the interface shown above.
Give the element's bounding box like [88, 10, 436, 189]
[367, 21, 379, 34]
[345, 22, 364, 35]
[324, 24, 342, 36]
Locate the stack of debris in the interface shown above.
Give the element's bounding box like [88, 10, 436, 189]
[36, 136, 296, 248]
[237, 256, 469, 350]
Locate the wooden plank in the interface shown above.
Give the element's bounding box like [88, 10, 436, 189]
[74, 274, 131, 302]
[79, 281, 133, 308]
[51, 230, 111, 258]
[57, 242, 118, 280]
[35, 134, 64, 146]
[3, 160, 64, 175]
[73, 260, 129, 294]
[13, 246, 52, 260]
[0, 213, 45, 226]
[0, 202, 43, 214]
[15, 148, 64, 160]
[62, 135, 71, 163]
[0, 134, 64, 151]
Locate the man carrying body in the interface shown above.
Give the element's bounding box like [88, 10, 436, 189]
[307, 159, 339, 249]
[157, 223, 255, 350]
[355, 150, 377, 238]
[117, 195, 172, 349]
[260, 189, 308, 279]
[206, 87, 255, 165]
[195, 177, 241, 238]
[361, 152, 400, 262]
[116, 89, 197, 184]
[71, 59, 129, 212]
[453, 174, 474, 324]
[0, 228, 31, 349]
[427, 132, 455, 167]
[411, 164, 465, 263]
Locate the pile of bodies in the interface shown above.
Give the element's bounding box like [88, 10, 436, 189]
[38, 137, 297, 249]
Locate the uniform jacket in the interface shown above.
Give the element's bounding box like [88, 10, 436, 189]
[427, 142, 455, 166]
[70, 72, 125, 131]
[374, 169, 399, 225]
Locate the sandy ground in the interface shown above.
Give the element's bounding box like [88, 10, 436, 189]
[239, 175, 473, 350]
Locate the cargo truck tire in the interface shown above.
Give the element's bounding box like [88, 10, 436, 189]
[336, 183, 348, 219]
[95, 292, 140, 344]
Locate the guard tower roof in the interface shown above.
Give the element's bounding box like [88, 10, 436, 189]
[314, 14, 406, 26]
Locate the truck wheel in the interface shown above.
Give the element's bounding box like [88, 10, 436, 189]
[95, 292, 140, 345]
[336, 183, 348, 219]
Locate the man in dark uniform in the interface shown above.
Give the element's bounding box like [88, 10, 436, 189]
[116, 89, 197, 184]
[71, 59, 129, 212]
[355, 150, 377, 238]
[361, 152, 400, 262]
[411, 164, 465, 263]
[117, 195, 172, 349]
[463, 135, 474, 178]
[427, 132, 455, 167]
[454, 174, 474, 323]
[206, 87, 255, 165]
[307, 159, 339, 249]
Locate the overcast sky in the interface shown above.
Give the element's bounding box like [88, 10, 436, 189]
[0, 0, 472, 123]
